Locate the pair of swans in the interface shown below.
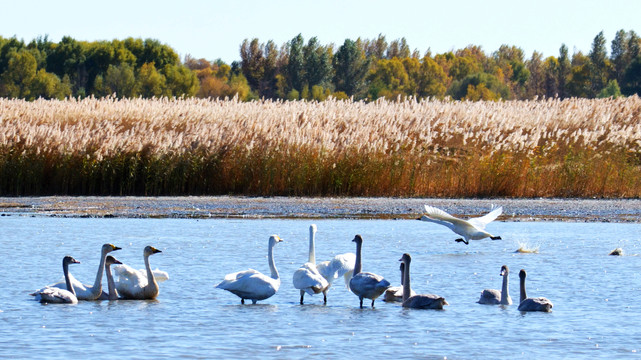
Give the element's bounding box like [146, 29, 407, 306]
[477, 266, 553, 312]
[383, 262, 416, 302]
[398, 253, 448, 309]
[292, 224, 356, 304]
[420, 205, 502, 245]
[216, 235, 283, 304]
[34, 244, 164, 302]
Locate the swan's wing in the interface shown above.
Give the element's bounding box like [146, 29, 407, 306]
[216, 268, 262, 289]
[518, 297, 553, 312]
[151, 268, 169, 282]
[216, 270, 280, 299]
[32, 287, 77, 304]
[478, 289, 501, 304]
[47, 274, 93, 298]
[292, 263, 329, 294]
[403, 294, 448, 309]
[349, 272, 391, 297]
[318, 253, 356, 285]
[468, 206, 503, 230]
[422, 205, 471, 229]
[113, 264, 148, 290]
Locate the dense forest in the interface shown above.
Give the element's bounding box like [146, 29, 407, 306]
[0, 30, 640, 102]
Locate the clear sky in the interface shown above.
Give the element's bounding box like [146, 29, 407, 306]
[2, 0, 640, 64]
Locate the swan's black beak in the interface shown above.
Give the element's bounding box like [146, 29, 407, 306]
[152, 248, 162, 254]
[113, 246, 122, 251]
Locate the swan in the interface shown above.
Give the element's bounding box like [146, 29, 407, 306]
[48, 243, 121, 300]
[419, 205, 502, 245]
[316, 252, 356, 289]
[31, 256, 80, 304]
[399, 253, 448, 309]
[103, 255, 122, 300]
[478, 265, 512, 305]
[348, 235, 390, 308]
[216, 235, 283, 304]
[114, 246, 163, 300]
[517, 269, 553, 312]
[293, 224, 330, 304]
[383, 262, 416, 302]
[112, 263, 169, 285]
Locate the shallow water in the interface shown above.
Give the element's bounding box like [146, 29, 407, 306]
[2, 216, 641, 359]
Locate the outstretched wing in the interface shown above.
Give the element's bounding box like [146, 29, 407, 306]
[468, 206, 502, 230]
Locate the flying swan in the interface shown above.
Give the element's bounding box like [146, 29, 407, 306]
[478, 265, 512, 305]
[293, 224, 330, 304]
[114, 246, 163, 300]
[419, 205, 503, 245]
[399, 253, 448, 309]
[517, 269, 553, 312]
[216, 235, 283, 304]
[31, 256, 81, 304]
[348, 235, 390, 308]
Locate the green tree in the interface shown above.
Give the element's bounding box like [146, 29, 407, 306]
[46, 36, 87, 94]
[30, 69, 70, 99]
[526, 51, 545, 98]
[611, 30, 629, 84]
[386, 38, 411, 59]
[622, 56, 641, 95]
[567, 52, 592, 98]
[542, 56, 559, 97]
[287, 34, 305, 93]
[333, 39, 369, 98]
[448, 72, 510, 100]
[164, 64, 199, 97]
[557, 44, 571, 98]
[1, 50, 37, 98]
[303, 37, 332, 88]
[240, 38, 265, 93]
[415, 56, 448, 98]
[367, 58, 410, 99]
[588, 31, 609, 96]
[104, 63, 137, 98]
[137, 62, 167, 98]
[598, 79, 622, 98]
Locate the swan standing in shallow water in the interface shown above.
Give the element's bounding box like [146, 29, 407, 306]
[115, 246, 163, 300]
[517, 269, 553, 312]
[293, 225, 330, 304]
[399, 253, 448, 309]
[31, 256, 80, 304]
[478, 265, 512, 305]
[420, 205, 502, 245]
[216, 235, 283, 304]
[383, 262, 416, 302]
[348, 235, 390, 308]
[49, 243, 121, 300]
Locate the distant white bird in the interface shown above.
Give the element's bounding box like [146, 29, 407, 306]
[216, 235, 283, 304]
[114, 246, 163, 300]
[348, 235, 390, 308]
[478, 265, 512, 305]
[420, 205, 503, 245]
[517, 269, 553, 312]
[399, 253, 448, 309]
[31, 256, 80, 304]
[293, 224, 330, 304]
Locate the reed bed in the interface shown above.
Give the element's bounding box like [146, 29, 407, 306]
[1, 96, 640, 197]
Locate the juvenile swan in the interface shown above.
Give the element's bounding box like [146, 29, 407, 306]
[49, 243, 121, 300]
[216, 235, 283, 304]
[517, 269, 553, 312]
[115, 246, 163, 300]
[104, 255, 123, 300]
[399, 253, 448, 309]
[348, 235, 390, 308]
[293, 225, 330, 304]
[420, 205, 502, 245]
[31, 256, 81, 304]
[478, 265, 512, 305]
[383, 262, 416, 302]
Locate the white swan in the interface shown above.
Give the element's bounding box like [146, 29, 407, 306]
[48, 243, 121, 300]
[478, 265, 512, 305]
[31, 256, 80, 304]
[348, 235, 390, 308]
[316, 252, 356, 289]
[420, 205, 502, 245]
[115, 246, 163, 300]
[112, 264, 169, 285]
[216, 235, 283, 304]
[383, 262, 416, 302]
[293, 225, 330, 304]
[399, 253, 448, 309]
[103, 255, 122, 300]
[517, 269, 553, 312]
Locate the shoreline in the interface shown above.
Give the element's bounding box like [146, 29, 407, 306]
[1, 196, 640, 222]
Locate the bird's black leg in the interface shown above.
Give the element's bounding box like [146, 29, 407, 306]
[300, 292, 304, 305]
[371, 299, 376, 308]
[359, 297, 364, 309]
[323, 293, 327, 304]
[241, 298, 245, 304]
[455, 238, 469, 245]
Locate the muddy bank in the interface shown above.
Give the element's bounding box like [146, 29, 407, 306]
[0, 196, 640, 222]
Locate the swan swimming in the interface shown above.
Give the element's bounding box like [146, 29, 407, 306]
[103, 255, 122, 300]
[216, 235, 283, 304]
[348, 235, 390, 308]
[293, 224, 330, 304]
[48, 243, 121, 300]
[115, 246, 163, 300]
[31, 256, 80, 304]
[517, 269, 553, 312]
[419, 205, 502, 245]
[383, 262, 416, 302]
[399, 253, 448, 309]
[478, 265, 512, 305]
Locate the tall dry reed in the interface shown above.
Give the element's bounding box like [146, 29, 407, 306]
[1, 96, 640, 197]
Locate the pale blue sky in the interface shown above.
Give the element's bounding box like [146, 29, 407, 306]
[2, 0, 639, 64]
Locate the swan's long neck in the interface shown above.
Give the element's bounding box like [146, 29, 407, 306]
[402, 260, 411, 303]
[308, 228, 316, 264]
[519, 275, 527, 303]
[500, 272, 510, 305]
[268, 241, 279, 280]
[91, 249, 108, 298]
[353, 241, 362, 276]
[105, 265, 119, 300]
[63, 261, 75, 297]
[144, 253, 158, 290]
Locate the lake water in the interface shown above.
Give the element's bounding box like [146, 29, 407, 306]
[1, 214, 641, 359]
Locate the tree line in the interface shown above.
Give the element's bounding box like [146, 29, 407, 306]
[1, 31, 640, 101]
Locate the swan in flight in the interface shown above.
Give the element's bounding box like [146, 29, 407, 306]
[399, 253, 448, 309]
[517, 269, 553, 312]
[216, 235, 283, 304]
[478, 265, 512, 305]
[48, 243, 121, 300]
[293, 225, 330, 304]
[420, 205, 503, 245]
[383, 262, 416, 302]
[102, 255, 122, 300]
[348, 235, 390, 308]
[115, 246, 163, 300]
[31, 256, 80, 304]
